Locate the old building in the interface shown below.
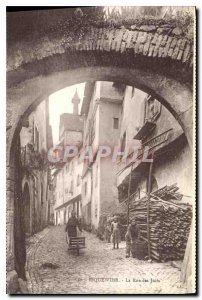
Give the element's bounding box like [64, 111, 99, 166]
[117, 86, 193, 206]
[53, 154, 83, 225]
[53, 90, 84, 225]
[59, 89, 83, 147]
[81, 82, 125, 232]
[80, 82, 193, 233]
[20, 99, 53, 235]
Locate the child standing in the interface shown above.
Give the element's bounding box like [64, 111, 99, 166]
[111, 216, 121, 249]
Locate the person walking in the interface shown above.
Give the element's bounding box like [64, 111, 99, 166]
[125, 217, 140, 258]
[105, 221, 111, 243]
[65, 211, 82, 242]
[111, 216, 122, 249]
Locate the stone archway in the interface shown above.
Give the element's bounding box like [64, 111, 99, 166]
[6, 18, 195, 293]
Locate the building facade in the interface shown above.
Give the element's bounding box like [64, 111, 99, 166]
[81, 82, 125, 232]
[117, 86, 193, 207]
[53, 90, 83, 225]
[20, 99, 53, 236]
[53, 82, 193, 233]
[53, 154, 83, 225]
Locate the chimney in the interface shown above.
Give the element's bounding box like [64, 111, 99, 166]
[71, 89, 80, 115]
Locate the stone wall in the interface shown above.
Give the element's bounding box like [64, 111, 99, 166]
[7, 24, 193, 85]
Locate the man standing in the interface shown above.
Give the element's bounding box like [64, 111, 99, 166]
[125, 218, 140, 258]
[65, 211, 82, 241]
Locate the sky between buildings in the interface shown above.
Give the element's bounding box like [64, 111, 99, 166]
[49, 83, 86, 145]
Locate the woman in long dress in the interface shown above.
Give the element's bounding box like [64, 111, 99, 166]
[105, 222, 111, 243]
[111, 216, 121, 249]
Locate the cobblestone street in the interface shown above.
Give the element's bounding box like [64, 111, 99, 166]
[26, 226, 187, 294]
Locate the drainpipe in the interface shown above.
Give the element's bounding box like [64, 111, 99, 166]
[127, 163, 134, 226]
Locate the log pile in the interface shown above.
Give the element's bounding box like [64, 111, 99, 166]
[129, 184, 192, 262]
[152, 183, 183, 201]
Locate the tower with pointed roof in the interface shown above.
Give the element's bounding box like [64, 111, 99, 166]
[72, 88, 80, 115]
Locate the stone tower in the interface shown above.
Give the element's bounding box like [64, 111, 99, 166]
[72, 88, 80, 115]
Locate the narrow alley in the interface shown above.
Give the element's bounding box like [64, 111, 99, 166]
[26, 226, 187, 294]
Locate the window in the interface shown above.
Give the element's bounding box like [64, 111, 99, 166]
[145, 96, 161, 123]
[95, 207, 98, 217]
[73, 202, 76, 211]
[70, 180, 74, 194]
[35, 127, 39, 151]
[84, 182, 87, 196]
[112, 82, 126, 93]
[41, 183, 43, 204]
[77, 201, 80, 217]
[77, 174, 81, 186]
[121, 132, 126, 153]
[113, 118, 119, 129]
[89, 117, 95, 145]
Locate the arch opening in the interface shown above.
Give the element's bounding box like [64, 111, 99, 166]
[7, 67, 194, 293]
[8, 66, 193, 162]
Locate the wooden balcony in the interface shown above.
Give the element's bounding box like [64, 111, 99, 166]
[133, 121, 156, 140]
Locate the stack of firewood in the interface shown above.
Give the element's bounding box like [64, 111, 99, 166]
[129, 184, 192, 262]
[151, 183, 183, 201]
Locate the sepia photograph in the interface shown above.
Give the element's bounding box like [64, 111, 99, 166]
[6, 5, 196, 295]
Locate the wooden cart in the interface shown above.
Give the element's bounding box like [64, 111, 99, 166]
[68, 236, 86, 256]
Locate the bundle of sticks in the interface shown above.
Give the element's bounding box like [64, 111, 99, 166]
[129, 184, 192, 262]
[151, 183, 183, 201]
